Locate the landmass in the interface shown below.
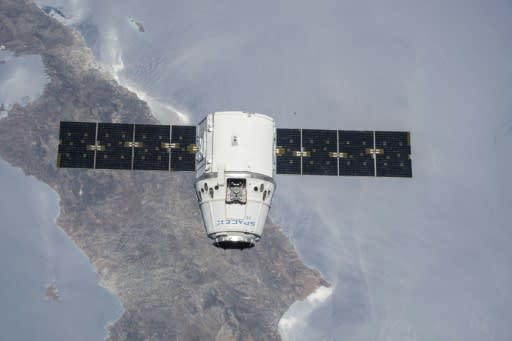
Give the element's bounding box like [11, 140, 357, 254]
[0, 0, 328, 339]
[44, 281, 60, 301]
[128, 18, 145, 33]
[41, 5, 67, 19]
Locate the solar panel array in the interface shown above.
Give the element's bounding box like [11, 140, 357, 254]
[57, 122, 197, 171]
[276, 129, 412, 177]
[58, 122, 412, 177]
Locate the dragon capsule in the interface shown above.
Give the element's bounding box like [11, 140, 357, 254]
[57, 112, 412, 250]
[194, 111, 275, 249]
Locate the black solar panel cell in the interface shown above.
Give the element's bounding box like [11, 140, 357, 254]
[95, 123, 134, 170]
[57, 120, 412, 178]
[58, 121, 96, 168]
[302, 129, 338, 176]
[375, 131, 412, 177]
[170, 125, 196, 171]
[338, 130, 375, 176]
[133, 124, 170, 171]
[276, 128, 301, 175]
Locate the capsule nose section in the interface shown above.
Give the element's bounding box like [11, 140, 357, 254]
[213, 234, 256, 250]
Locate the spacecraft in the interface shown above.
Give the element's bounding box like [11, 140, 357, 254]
[57, 111, 412, 249]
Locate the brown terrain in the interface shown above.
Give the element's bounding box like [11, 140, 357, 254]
[0, 0, 328, 339]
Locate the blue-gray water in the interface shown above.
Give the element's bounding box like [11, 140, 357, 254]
[29, 1, 512, 340]
[0, 48, 122, 340]
[0, 158, 122, 340]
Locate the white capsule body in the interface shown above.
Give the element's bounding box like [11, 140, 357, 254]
[195, 111, 276, 249]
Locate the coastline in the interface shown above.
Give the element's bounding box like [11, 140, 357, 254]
[47, 180, 126, 340]
[0, 0, 328, 339]
[0, 157, 122, 340]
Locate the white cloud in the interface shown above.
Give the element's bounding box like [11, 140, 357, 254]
[0, 52, 49, 110]
[95, 25, 191, 124]
[279, 285, 333, 340]
[66, 0, 512, 339]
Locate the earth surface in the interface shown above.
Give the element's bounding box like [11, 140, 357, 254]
[1, 0, 512, 340]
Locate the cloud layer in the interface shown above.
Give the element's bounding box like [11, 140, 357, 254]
[37, 0, 512, 339]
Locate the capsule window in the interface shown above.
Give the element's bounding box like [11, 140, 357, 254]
[226, 178, 247, 204]
[209, 187, 214, 198]
[204, 183, 208, 191]
[263, 190, 267, 201]
[197, 191, 202, 202]
[260, 184, 264, 192]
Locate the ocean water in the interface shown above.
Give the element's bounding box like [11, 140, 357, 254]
[0, 50, 122, 340]
[32, 1, 512, 340]
[0, 160, 122, 340]
[0, 159, 122, 340]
